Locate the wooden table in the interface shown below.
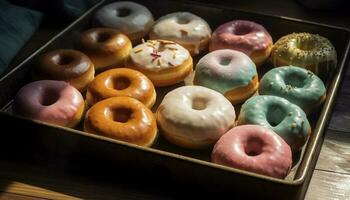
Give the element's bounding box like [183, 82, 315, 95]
[1, 1, 350, 199]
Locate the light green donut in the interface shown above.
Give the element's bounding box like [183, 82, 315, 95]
[237, 95, 311, 152]
[259, 66, 326, 114]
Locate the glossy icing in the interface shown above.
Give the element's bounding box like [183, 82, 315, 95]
[130, 40, 190, 71]
[93, 1, 154, 35]
[150, 12, 211, 54]
[212, 125, 292, 179]
[210, 20, 272, 56]
[14, 80, 84, 127]
[238, 95, 311, 152]
[259, 66, 326, 113]
[157, 86, 236, 148]
[271, 33, 337, 77]
[194, 49, 257, 93]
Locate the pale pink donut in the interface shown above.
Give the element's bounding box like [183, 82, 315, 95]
[14, 80, 84, 127]
[212, 125, 292, 179]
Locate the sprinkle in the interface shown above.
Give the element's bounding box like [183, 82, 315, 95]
[141, 38, 145, 43]
[180, 29, 188, 36]
[134, 49, 143, 54]
[157, 59, 162, 66]
[147, 44, 155, 48]
[288, 112, 293, 116]
[167, 47, 178, 51]
[173, 53, 177, 59]
[168, 62, 175, 66]
[291, 123, 297, 128]
[160, 40, 176, 45]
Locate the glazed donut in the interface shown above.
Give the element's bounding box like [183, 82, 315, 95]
[212, 125, 292, 179]
[128, 39, 193, 87]
[210, 20, 273, 66]
[14, 80, 85, 128]
[84, 97, 157, 147]
[78, 28, 132, 71]
[237, 95, 311, 152]
[86, 68, 156, 108]
[149, 12, 211, 55]
[271, 33, 337, 78]
[93, 1, 154, 43]
[34, 49, 95, 92]
[156, 86, 236, 149]
[194, 49, 258, 105]
[259, 66, 326, 114]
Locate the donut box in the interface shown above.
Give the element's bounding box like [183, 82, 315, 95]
[0, 0, 349, 199]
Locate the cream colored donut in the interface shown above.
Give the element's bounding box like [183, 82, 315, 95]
[149, 12, 211, 55]
[156, 86, 236, 149]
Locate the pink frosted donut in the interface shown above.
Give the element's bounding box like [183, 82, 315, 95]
[14, 80, 85, 128]
[209, 20, 273, 66]
[212, 125, 292, 179]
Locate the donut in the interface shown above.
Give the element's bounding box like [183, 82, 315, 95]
[86, 68, 156, 108]
[194, 49, 258, 105]
[93, 1, 154, 43]
[156, 86, 236, 149]
[259, 66, 326, 114]
[78, 28, 132, 71]
[84, 97, 157, 147]
[209, 20, 273, 66]
[14, 80, 85, 128]
[237, 95, 311, 152]
[34, 49, 95, 92]
[149, 12, 211, 55]
[212, 125, 292, 179]
[128, 39, 193, 87]
[271, 33, 337, 78]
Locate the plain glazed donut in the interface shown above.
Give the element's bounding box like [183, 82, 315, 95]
[212, 125, 292, 179]
[210, 20, 273, 66]
[271, 33, 337, 78]
[14, 80, 85, 128]
[86, 68, 156, 108]
[128, 39, 193, 87]
[93, 1, 154, 43]
[149, 12, 211, 55]
[78, 28, 132, 71]
[156, 86, 236, 149]
[194, 49, 258, 105]
[237, 95, 311, 152]
[84, 97, 157, 147]
[259, 66, 326, 114]
[34, 49, 95, 92]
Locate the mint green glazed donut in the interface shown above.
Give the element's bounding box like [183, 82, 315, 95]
[237, 95, 311, 152]
[259, 66, 326, 114]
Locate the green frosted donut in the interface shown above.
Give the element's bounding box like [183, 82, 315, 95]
[259, 66, 326, 114]
[237, 95, 311, 152]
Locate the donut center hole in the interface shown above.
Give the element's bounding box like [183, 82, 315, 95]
[116, 8, 131, 17]
[108, 76, 131, 90]
[40, 89, 59, 106]
[234, 26, 252, 35]
[110, 108, 132, 123]
[245, 137, 264, 156]
[220, 57, 231, 66]
[176, 17, 190, 24]
[192, 97, 208, 110]
[52, 54, 74, 65]
[297, 40, 316, 51]
[266, 105, 287, 127]
[284, 73, 305, 88]
[96, 32, 111, 43]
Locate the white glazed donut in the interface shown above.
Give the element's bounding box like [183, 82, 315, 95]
[149, 12, 212, 55]
[93, 1, 154, 43]
[156, 85, 236, 149]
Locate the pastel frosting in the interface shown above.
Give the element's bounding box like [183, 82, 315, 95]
[194, 49, 257, 94]
[238, 95, 311, 152]
[259, 66, 326, 113]
[130, 40, 190, 72]
[210, 20, 272, 56]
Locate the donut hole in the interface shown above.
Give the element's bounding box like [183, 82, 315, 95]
[107, 76, 131, 90]
[284, 72, 305, 88]
[219, 57, 231, 66]
[233, 26, 252, 35]
[266, 105, 287, 127]
[110, 108, 132, 123]
[40, 89, 59, 106]
[116, 8, 131, 17]
[192, 97, 208, 110]
[52, 54, 74, 66]
[176, 17, 190, 24]
[245, 137, 264, 156]
[95, 32, 112, 43]
[297, 40, 316, 51]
